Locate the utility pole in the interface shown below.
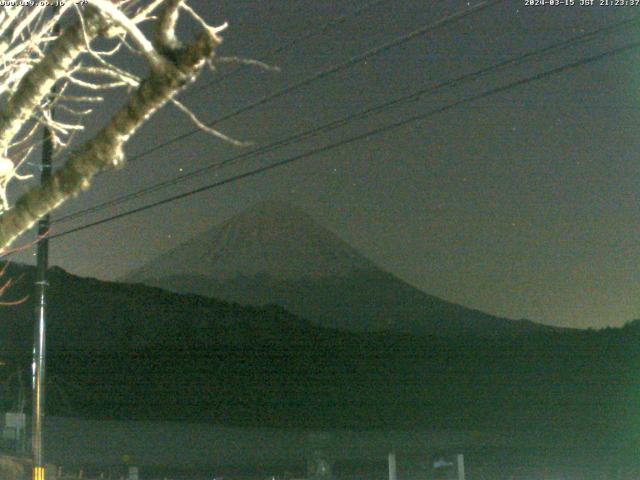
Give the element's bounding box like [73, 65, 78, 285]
[32, 109, 53, 480]
[32, 15, 58, 479]
[388, 452, 397, 480]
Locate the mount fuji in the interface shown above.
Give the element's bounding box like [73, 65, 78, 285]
[125, 201, 556, 336]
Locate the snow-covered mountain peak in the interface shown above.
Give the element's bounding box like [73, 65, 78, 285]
[127, 201, 374, 282]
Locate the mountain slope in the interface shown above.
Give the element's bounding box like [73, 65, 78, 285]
[126, 201, 557, 336]
[127, 200, 374, 281]
[0, 263, 322, 354]
[0, 263, 635, 441]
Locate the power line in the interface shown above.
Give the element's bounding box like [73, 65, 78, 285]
[50, 38, 640, 240]
[123, 0, 502, 165]
[188, 0, 389, 96]
[53, 15, 640, 225]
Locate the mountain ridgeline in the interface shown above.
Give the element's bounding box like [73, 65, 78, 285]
[0, 202, 636, 444]
[125, 201, 556, 337]
[0, 263, 637, 447]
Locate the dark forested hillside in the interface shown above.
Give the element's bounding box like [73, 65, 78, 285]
[0, 263, 638, 454]
[125, 201, 561, 337]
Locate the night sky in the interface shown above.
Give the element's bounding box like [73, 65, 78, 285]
[9, 0, 640, 329]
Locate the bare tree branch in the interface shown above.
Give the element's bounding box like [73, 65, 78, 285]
[89, 0, 168, 70]
[170, 98, 248, 146]
[0, 1, 239, 250]
[0, 31, 221, 248]
[0, 8, 104, 153]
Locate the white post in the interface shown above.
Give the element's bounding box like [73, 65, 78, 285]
[388, 452, 397, 480]
[456, 453, 465, 480]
